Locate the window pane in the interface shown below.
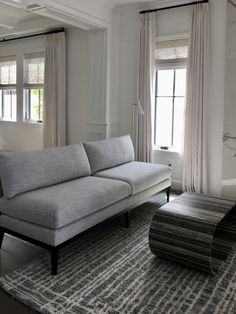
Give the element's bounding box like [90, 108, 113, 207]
[175, 69, 186, 96]
[155, 97, 173, 146]
[173, 97, 185, 149]
[157, 70, 174, 96]
[0, 89, 17, 121]
[24, 89, 43, 121]
[0, 60, 16, 85]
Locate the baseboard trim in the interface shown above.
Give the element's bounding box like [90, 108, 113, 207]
[171, 180, 182, 192]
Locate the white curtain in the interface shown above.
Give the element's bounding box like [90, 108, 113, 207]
[44, 32, 66, 148]
[182, 3, 210, 194]
[137, 12, 157, 163]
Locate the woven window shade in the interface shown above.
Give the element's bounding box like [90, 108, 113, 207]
[0, 56, 16, 85]
[24, 52, 45, 85]
[155, 38, 189, 64]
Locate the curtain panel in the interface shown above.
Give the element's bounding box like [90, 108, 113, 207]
[44, 32, 66, 148]
[182, 3, 210, 194]
[137, 12, 157, 163]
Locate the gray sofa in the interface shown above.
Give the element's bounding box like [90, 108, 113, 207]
[0, 135, 171, 275]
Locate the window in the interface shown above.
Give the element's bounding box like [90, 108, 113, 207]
[24, 53, 45, 123]
[0, 56, 17, 121]
[154, 38, 188, 150]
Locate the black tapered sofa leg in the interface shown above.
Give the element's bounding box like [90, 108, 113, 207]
[51, 248, 59, 276]
[166, 188, 170, 203]
[124, 211, 130, 228]
[0, 227, 4, 249]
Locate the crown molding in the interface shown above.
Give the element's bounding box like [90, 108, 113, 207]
[1, 0, 114, 29]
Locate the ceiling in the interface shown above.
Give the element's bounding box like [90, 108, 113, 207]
[0, 2, 35, 29]
[0, 1, 71, 37]
[0, 0, 203, 36]
[0, 0, 174, 29]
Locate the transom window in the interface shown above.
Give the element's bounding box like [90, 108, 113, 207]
[154, 38, 188, 150]
[24, 53, 45, 123]
[0, 56, 17, 121]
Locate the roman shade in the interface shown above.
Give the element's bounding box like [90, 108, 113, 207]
[0, 55, 16, 87]
[155, 38, 189, 66]
[24, 52, 44, 87]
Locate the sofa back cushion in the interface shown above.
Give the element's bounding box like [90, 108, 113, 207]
[0, 143, 91, 199]
[83, 135, 135, 174]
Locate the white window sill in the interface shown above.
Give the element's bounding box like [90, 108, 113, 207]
[23, 120, 43, 125]
[154, 146, 181, 158]
[0, 119, 17, 123]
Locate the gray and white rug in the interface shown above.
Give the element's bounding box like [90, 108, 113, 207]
[0, 195, 236, 314]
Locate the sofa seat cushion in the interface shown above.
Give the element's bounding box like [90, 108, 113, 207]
[94, 161, 172, 195]
[0, 176, 131, 229]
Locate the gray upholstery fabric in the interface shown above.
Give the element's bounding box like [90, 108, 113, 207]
[0, 176, 131, 229]
[84, 135, 135, 174]
[0, 178, 171, 246]
[0, 144, 91, 199]
[94, 161, 172, 195]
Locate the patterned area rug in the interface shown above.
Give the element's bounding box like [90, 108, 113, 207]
[0, 195, 236, 314]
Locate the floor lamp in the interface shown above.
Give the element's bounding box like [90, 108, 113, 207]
[131, 100, 144, 155]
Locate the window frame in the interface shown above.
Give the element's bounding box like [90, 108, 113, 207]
[0, 56, 17, 122]
[0, 46, 45, 125]
[154, 61, 187, 151]
[23, 87, 44, 123]
[23, 52, 45, 124]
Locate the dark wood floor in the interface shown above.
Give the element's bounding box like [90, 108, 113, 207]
[0, 234, 44, 313]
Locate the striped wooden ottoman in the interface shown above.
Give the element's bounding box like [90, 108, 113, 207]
[149, 192, 236, 274]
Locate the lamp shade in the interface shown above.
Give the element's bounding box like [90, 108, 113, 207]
[135, 101, 144, 115]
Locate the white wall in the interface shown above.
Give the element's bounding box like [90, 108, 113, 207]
[207, 0, 227, 195]
[0, 122, 43, 152]
[109, 8, 120, 126]
[118, 4, 140, 137]
[66, 27, 90, 144]
[222, 2, 236, 180]
[67, 27, 115, 143]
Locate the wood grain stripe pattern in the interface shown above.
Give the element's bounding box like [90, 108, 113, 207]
[149, 192, 236, 274]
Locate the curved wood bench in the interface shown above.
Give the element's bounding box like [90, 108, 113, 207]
[149, 192, 236, 274]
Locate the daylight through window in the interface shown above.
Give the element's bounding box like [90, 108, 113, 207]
[154, 38, 188, 150]
[24, 53, 45, 122]
[0, 56, 17, 121]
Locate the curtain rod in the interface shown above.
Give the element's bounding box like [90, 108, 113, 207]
[228, 0, 236, 9]
[0, 28, 65, 43]
[139, 0, 209, 14]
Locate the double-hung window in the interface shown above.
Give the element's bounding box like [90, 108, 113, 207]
[154, 38, 188, 151]
[24, 53, 45, 123]
[0, 56, 17, 121]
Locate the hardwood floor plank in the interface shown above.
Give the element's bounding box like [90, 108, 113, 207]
[0, 235, 42, 313]
[0, 290, 35, 314]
